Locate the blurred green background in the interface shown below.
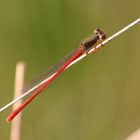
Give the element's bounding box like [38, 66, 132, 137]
[0, 0, 140, 140]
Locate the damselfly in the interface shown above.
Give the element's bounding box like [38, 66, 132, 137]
[5, 28, 106, 121]
[0, 18, 140, 122]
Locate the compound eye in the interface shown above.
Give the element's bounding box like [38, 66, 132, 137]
[94, 28, 106, 40]
[93, 29, 98, 34]
[100, 34, 106, 40]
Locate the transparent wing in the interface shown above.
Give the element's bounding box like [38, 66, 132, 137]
[22, 48, 79, 93]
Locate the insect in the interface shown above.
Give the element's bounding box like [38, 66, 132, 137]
[0, 28, 106, 121]
[0, 18, 139, 122]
